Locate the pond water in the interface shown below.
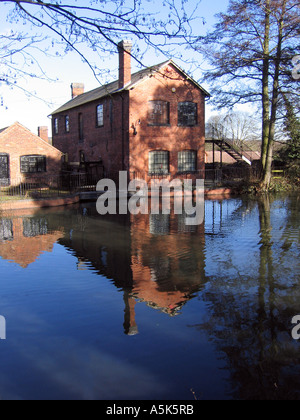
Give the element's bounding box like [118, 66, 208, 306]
[0, 194, 299, 400]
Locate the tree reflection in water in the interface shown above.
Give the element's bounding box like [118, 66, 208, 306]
[0, 196, 299, 399]
[191, 195, 300, 400]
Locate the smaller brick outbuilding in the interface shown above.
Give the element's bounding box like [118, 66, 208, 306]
[0, 122, 63, 186]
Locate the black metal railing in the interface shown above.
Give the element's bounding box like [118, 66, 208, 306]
[0, 167, 261, 202]
[0, 173, 98, 201]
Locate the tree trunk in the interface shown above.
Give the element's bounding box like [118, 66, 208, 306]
[261, 0, 271, 171]
[261, 0, 286, 190]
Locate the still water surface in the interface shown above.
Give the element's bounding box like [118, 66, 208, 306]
[0, 195, 299, 400]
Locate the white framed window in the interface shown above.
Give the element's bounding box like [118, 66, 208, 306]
[178, 150, 197, 173]
[149, 151, 169, 175]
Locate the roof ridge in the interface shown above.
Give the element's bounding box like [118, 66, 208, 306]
[0, 122, 63, 154]
[0, 126, 9, 134]
[51, 59, 209, 115]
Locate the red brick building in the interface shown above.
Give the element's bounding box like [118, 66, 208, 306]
[0, 122, 63, 186]
[51, 41, 210, 181]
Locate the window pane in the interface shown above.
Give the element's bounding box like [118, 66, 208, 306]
[23, 218, 48, 238]
[78, 113, 84, 143]
[65, 116, 70, 133]
[54, 118, 59, 134]
[97, 105, 104, 127]
[20, 156, 46, 174]
[79, 151, 85, 163]
[0, 219, 13, 241]
[0, 154, 9, 183]
[149, 151, 169, 174]
[178, 151, 197, 172]
[148, 101, 170, 126]
[178, 102, 197, 126]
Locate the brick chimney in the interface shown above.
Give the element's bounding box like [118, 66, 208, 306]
[38, 126, 49, 143]
[71, 83, 85, 99]
[118, 40, 133, 89]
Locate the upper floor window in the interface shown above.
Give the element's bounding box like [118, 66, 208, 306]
[148, 101, 170, 126]
[178, 150, 197, 173]
[65, 116, 70, 133]
[96, 104, 104, 127]
[20, 155, 46, 174]
[178, 102, 198, 126]
[78, 113, 84, 143]
[149, 151, 169, 175]
[54, 118, 59, 135]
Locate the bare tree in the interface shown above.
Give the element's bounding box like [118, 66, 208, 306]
[224, 111, 260, 147]
[206, 115, 227, 140]
[197, 0, 300, 190]
[0, 29, 59, 102]
[206, 111, 260, 147]
[1, 0, 203, 93]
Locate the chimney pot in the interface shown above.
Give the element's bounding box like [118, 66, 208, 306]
[118, 40, 133, 89]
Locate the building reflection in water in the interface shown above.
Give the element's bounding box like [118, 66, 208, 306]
[1, 197, 299, 399]
[0, 211, 63, 268]
[57, 199, 206, 336]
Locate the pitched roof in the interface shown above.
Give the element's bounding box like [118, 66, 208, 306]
[0, 127, 9, 134]
[51, 60, 210, 115]
[0, 122, 63, 154]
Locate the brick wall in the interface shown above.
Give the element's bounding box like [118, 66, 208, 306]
[129, 63, 206, 181]
[0, 122, 62, 184]
[52, 63, 206, 182]
[0, 216, 62, 268]
[52, 93, 129, 174]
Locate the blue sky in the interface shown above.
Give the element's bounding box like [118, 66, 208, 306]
[0, 0, 230, 133]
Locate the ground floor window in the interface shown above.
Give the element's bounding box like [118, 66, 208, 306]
[23, 218, 48, 238]
[0, 153, 9, 183]
[178, 150, 197, 173]
[79, 150, 86, 163]
[20, 155, 47, 174]
[149, 151, 169, 175]
[0, 219, 13, 241]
